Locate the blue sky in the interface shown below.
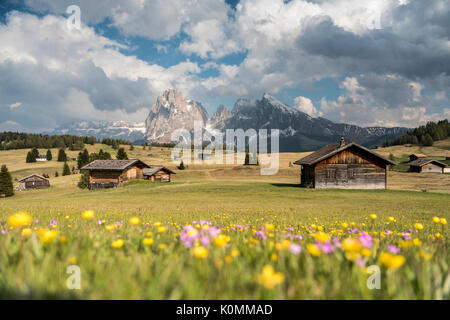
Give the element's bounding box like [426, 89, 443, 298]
[0, 0, 448, 132]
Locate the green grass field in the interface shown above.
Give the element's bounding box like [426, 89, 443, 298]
[0, 142, 449, 299]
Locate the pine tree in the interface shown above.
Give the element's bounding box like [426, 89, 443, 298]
[57, 148, 67, 162]
[55, 171, 59, 177]
[77, 148, 90, 169]
[130, 144, 134, 151]
[26, 151, 34, 163]
[422, 134, 434, 146]
[116, 148, 128, 160]
[62, 162, 71, 176]
[31, 147, 39, 161]
[46, 149, 53, 161]
[78, 171, 90, 189]
[0, 165, 14, 197]
[178, 161, 185, 170]
[244, 152, 250, 165]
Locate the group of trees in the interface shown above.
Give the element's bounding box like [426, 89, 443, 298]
[77, 148, 113, 169]
[0, 132, 131, 151]
[26, 148, 57, 163]
[0, 132, 96, 150]
[383, 119, 449, 147]
[101, 138, 131, 150]
[26, 148, 40, 163]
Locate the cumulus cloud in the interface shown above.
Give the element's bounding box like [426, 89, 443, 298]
[294, 96, 322, 117]
[320, 74, 449, 127]
[1, 0, 449, 130]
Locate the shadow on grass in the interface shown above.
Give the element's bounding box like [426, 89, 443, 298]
[0, 287, 80, 299]
[270, 183, 302, 188]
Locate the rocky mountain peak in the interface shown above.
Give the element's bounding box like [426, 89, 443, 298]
[145, 89, 209, 142]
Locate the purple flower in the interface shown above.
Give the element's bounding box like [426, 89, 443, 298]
[96, 220, 103, 225]
[208, 227, 221, 238]
[356, 258, 366, 267]
[387, 245, 400, 254]
[34, 219, 39, 223]
[358, 232, 373, 249]
[1, 230, 7, 235]
[50, 219, 57, 226]
[200, 236, 210, 247]
[255, 231, 267, 240]
[318, 241, 334, 254]
[289, 243, 301, 255]
[287, 227, 294, 232]
[402, 232, 412, 240]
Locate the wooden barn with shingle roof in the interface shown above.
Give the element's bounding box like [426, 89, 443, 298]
[407, 158, 448, 173]
[294, 138, 396, 189]
[81, 159, 150, 189]
[143, 166, 176, 182]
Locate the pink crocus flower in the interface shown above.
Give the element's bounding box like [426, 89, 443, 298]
[289, 243, 301, 255]
[387, 245, 400, 254]
[255, 231, 267, 240]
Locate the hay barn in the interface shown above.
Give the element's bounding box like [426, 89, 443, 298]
[407, 158, 449, 173]
[81, 159, 150, 190]
[143, 166, 176, 182]
[294, 138, 396, 189]
[17, 174, 50, 191]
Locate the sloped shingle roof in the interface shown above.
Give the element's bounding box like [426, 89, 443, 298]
[143, 166, 176, 176]
[81, 159, 149, 171]
[19, 174, 49, 182]
[407, 158, 448, 168]
[294, 142, 396, 166]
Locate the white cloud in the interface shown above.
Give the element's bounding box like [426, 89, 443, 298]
[293, 96, 322, 117]
[9, 102, 22, 109]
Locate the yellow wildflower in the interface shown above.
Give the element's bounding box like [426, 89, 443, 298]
[129, 217, 140, 225]
[413, 238, 422, 246]
[39, 229, 58, 244]
[213, 234, 230, 248]
[379, 252, 405, 269]
[439, 218, 447, 225]
[112, 238, 124, 248]
[255, 265, 285, 289]
[432, 216, 440, 223]
[306, 244, 321, 257]
[8, 211, 32, 228]
[157, 226, 166, 233]
[142, 238, 154, 246]
[193, 246, 208, 259]
[21, 228, 32, 237]
[81, 210, 94, 220]
[369, 214, 377, 220]
[414, 223, 424, 230]
[314, 231, 329, 243]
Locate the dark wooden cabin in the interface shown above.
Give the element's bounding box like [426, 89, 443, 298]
[143, 166, 176, 182]
[294, 138, 396, 189]
[81, 159, 150, 190]
[407, 158, 448, 173]
[17, 174, 50, 191]
[409, 153, 426, 162]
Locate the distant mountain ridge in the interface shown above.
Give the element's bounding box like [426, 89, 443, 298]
[49, 120, 146, 142]
[48, 90, 409, 151]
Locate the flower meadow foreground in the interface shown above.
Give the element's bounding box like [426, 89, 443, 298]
[0, 210, 448, 299]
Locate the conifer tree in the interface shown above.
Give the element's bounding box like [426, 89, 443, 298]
[57, 148, 67, 162]
[116, 148, 128, 160]
[0, 165, 14, 197]
[62, 162, 71, 176]
[78, 171, 90, 189]
[46, 149, 52, 161]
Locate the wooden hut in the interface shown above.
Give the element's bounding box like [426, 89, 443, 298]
[81, 159, 150, 190]
[409, 153, 426, 162]
[407, 158, 448, 173]
[294, 138, 396, 189]
[143, 166, 176, 182]
[17, 174, 50, 191]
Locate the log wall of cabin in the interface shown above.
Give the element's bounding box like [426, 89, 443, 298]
[89, 165, 146, 185]
[22, 176, 50, 189]
[313, 148, 386, 189]
[420, 163, 444, 173]
[147, 171, 171, 182]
